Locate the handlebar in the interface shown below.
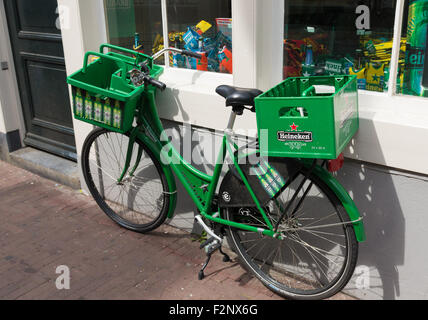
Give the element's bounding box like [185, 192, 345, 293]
[152, 47, 203, 61]
[129, 68, 166, 91]
[138, 47, 203, 90]
[147, 77, 166, 91]
[181, 50, 203, 59]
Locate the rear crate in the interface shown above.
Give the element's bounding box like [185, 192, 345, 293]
[255, 75, 359, 159]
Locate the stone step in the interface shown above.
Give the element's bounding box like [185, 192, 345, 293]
[9, 147, 80, 190]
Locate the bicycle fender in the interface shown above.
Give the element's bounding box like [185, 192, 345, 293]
[138, 133, 177, 219]
[219, 157, 366, 243]
[305, 162, 366, 242]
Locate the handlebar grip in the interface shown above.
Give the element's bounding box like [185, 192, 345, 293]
[147, 77, 166, 91]
[181, 50, 203, 60]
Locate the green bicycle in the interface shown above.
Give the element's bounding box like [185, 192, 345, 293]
[68, 44, 365, 300]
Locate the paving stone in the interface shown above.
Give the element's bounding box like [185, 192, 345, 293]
[0, 160, 356, 300]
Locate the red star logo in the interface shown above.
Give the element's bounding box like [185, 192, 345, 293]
[290, 123, 299, 131]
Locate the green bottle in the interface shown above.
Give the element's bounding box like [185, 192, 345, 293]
[84, 92, 93, 120]
[403, 0, 428, 97]
[113, 100, 122, 129]
[74, 88, 84, 117]
[103, 98, 112, 126]
[94, 97, 102, 122]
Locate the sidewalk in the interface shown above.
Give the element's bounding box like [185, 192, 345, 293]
[0, 160, 354, 300]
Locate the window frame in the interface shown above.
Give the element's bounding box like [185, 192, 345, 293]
[101, 0, 428, 175]
[105, 0, 234, 76]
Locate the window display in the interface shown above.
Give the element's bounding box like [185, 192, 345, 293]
[401, 0, 428, 97]
[106, 0, 162, 55]
[283, 0, 399, 93]
[105, 0, 232, 74]
[166, 0, 232, 73]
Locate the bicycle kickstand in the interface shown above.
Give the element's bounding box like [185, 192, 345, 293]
[195, 215, 231, 280]
[198, 237, 231, 280]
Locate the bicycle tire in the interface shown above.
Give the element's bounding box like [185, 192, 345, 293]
[81, 128, 171, 233]
[223, 167, 358, 300]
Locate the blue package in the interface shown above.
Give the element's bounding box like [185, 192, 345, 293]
[183, 27, 199, 51]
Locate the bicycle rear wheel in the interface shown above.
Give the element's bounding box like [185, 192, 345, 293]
[81, 128, 171, 233]
[224, 167, 358, 300]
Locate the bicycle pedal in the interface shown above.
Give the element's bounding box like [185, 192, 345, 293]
[200, 236, 216, 249]
[205, 242, 221, 255]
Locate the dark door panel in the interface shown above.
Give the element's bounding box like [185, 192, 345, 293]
[4, 0, 76, 161]
[15, 0, 61, 35]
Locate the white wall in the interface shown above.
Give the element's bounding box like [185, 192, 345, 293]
[58, 0, 108, 189]
[0, 1, 25, 138]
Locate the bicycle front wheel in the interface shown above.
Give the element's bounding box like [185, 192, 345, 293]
[81, 128, 171, 233]
[224, 168, 358, 300]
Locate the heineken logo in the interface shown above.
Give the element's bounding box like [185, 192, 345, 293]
[405, 45, 425, 69]
[277, 131, 313, 142]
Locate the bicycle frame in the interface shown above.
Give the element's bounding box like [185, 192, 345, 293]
[117, 69, 365, 242]
[113, 84, 283, 238]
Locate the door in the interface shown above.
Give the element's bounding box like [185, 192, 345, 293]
[4, 0, 76, 161]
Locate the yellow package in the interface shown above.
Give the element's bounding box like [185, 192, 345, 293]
[196, 20, 212, 34]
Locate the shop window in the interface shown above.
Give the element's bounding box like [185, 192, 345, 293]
[105, 0, 232, 74]
[399, 0, 428, 98]
[166, 0, 232, 73]
[283, 0, 398, 93]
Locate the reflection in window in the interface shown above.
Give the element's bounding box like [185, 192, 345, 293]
[166, 0, 232, 73]
[105, 0, 232, 73]
[106, 0, 163, 60]
[283, 0, 398, 93]
[400, 0, 428, 97]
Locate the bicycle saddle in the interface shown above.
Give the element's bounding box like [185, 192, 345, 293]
[216, 85, 263, 107]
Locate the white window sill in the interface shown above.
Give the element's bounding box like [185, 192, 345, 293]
[345, 90, 428, 175]
[157, 67, 238, 129]
[157, 69, 428, 175]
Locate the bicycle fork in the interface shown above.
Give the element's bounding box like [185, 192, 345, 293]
[117, 127, 141, 184]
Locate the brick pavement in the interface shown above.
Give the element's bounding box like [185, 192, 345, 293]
[0, 160, 354, 300]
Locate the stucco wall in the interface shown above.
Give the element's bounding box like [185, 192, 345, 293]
[164, 120, 428, 300]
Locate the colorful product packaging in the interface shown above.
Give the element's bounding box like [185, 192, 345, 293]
[365, 62, 385, 92]
[183, 27, 200, 51]
[349, 66, 367, 90]
[133, 33, 144, 54]
[196, 52, 208, 71]
[216, 18, 232, 41]
[218, 45, 232, 74]
[195, 20, 212, 35]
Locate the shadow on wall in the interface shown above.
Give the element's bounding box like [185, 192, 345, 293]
[161, 120, 227, 233]
[338, 117, 405, 300]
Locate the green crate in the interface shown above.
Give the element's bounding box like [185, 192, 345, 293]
[67, 44, 163, 134]
[255, 75, 359, 159]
